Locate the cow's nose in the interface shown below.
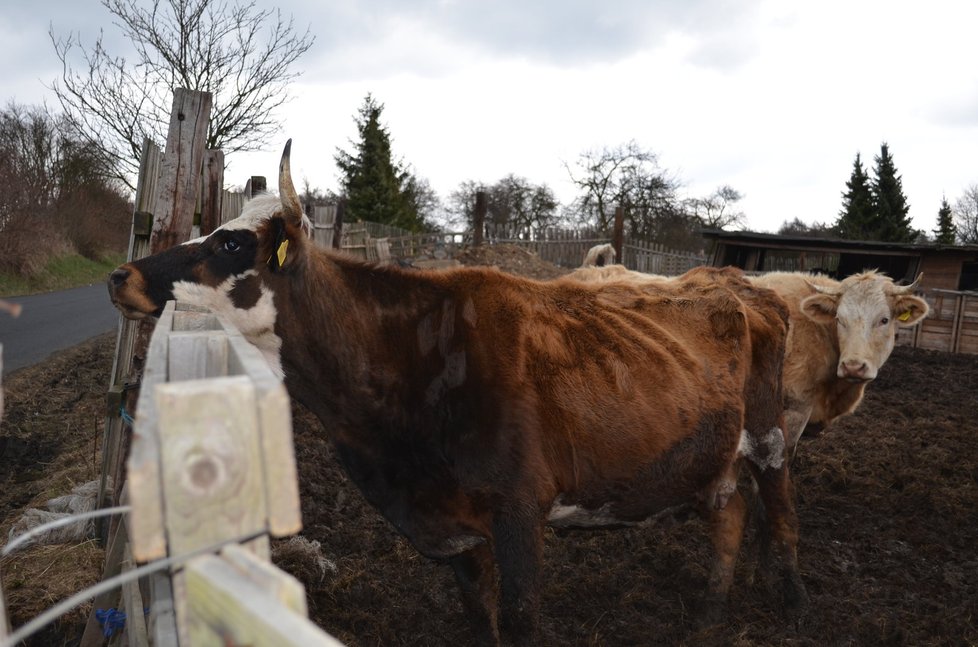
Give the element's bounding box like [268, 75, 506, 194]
[841, 359, 868, 379]
[108, 268, 130, 288]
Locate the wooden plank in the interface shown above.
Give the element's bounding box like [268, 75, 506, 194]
[121, 548, 149, 647]
[224, 328, 302, 536]
[79, 513, 128, 647]
[156, 375, 268, 556]
[147, 573, 178, 646]
[183, 554, 344, 647]
[950, 293, 965, 353]
[128, 302, 175, 562]
[172, 310, 221, 332]
[150, 88, 214, 254]
[221, 190, 246, 225]
[100, 138, 164, 540]
[168, 332, 229, 382]
[220, 544, 307, 615]
[199, 149, 225, 236]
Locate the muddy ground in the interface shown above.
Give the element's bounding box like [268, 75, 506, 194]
[0, 246, 976, 646]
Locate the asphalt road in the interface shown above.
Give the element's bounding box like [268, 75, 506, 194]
[0, 283, 120, 376]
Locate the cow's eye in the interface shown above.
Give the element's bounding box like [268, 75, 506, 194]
[879, 316, 890, 326]
[223, 239, 240, 253]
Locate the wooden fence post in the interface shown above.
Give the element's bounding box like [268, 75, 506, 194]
[150, 89, 214, 254]
[248, 176, 267, 198]
[612, 206, 625, 263]
[99, 138, 163, 542]
[473, 191, 487, 247]
[200, 150, 225, 236]
[91, 89, 213, 640]
[333, 198, 346, 249]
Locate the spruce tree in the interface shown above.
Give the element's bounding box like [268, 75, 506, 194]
[335, 94, 427, 231]
[836, 153, 876, 239]
[871, 142, 915, 242]
[933, 196, 957, 244]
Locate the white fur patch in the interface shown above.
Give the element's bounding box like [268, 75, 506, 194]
[547, 500, 625, 528]
[172, 270, 284, 378]
[737, 427, 785, 471]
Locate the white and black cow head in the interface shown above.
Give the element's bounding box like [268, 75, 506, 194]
[108, 140, 311, 375]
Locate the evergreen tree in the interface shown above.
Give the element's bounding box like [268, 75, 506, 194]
[835, 153, 876, 239]
[335, 94, 428, 232]
[870, 142, 915, 242]
[933, 196, 957, 244]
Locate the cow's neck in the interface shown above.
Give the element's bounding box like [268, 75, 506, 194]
[817, 319, 867, 421]
[270, 251, 444, 439]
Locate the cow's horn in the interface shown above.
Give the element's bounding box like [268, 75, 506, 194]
[807, 281, 841, 296]
[890, 273, 923, 294]
[279, 139, 303, 223]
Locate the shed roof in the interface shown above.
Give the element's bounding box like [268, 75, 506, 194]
[701, 229, 978, 254]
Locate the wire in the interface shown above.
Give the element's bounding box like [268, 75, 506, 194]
[0, 530, 267, 647]
[1, 506, 132, 558]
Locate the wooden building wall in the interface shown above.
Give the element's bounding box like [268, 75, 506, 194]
[917, 251, 971, 290]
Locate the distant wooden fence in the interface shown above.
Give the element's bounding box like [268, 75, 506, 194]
[897, 289, 978, 355]
[310, 216, 704, 274]
[624, 240, 707, 276]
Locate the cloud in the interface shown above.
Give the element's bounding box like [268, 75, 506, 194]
[299, 0, 764, 81]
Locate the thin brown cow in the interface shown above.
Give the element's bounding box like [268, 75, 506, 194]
[108, 141, 807, 645]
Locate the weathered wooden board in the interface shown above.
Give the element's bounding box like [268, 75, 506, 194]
[184, 553, 344, 647]
[128, 302, 175, 561]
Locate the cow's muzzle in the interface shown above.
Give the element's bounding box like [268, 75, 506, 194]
[838, 359, 875, 383]
[107, 266, 161, 320]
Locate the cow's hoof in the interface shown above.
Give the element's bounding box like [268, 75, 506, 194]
[783, 572, 810, 619]
[693, 596, 727, 631]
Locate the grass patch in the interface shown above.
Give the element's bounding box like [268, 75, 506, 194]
[0, 252, 126, 297]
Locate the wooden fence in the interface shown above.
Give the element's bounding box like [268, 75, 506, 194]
[314, 217, 705, 274]
[94, 301, 340, 646]
[624, 240, 707, 276]
[897, 289, 978, 355]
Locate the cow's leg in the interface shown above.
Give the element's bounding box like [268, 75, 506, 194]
[492, 508, 543, 646]
[747, 459, 809, 617]
[450, 542, 500, 647]
[696, 488, 748, 630]
[782, 402, 813, 463]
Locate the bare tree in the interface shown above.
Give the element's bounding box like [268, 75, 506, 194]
[687, 184, 747, 230]
[954, 184, 978, 244]
[448, 175, 559, 233]
[50, 0, 314, 188]
[565, 140, 700, 249]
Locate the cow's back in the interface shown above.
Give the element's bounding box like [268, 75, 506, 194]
[452, 267, 767, 516]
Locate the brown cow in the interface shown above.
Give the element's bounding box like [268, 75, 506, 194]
[108, 141, 807, 645]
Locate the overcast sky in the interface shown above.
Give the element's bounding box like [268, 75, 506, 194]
[4, 0, 978, 233]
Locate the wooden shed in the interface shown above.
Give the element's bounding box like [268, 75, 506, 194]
[701, 229, 978, 355]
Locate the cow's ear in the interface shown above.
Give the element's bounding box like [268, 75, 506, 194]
[893, 294, 929, 326]
[266, 217, 293, 272]
[800, 293, 839, 323]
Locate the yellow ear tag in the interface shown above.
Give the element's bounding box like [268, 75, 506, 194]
[276, 239, 289, 266]
[898, 311, 911, 322]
